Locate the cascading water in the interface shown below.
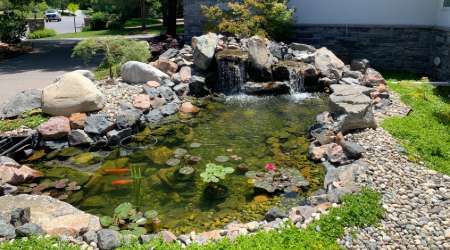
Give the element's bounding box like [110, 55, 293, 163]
[214, 50, 249, 94]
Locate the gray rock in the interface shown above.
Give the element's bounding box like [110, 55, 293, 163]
[192, 33, 219, 70]
[242, 81, 291, 95]
[265, 207, 287, 222]
[341, 141, 365, 159]
[55, 70, 95, 82]
[173, 83, 189, 96]
[83, 230, 98, 244]
[106, 128, 133, 146]
[116, 108, 142, 129]
[0, 184, 18, 195]
[159, 48, 179, 60]
[0, 221, 15, 240]
[84, 115, 115, 135]
[145, 109, 164, 124]
[189, 75, 208, 97]
[10, 207, 30, 227]
[289, 43, 316, 53]
[139, 234, 157, 244]
[351, 59, 370, 73]
[160, 103, 179, 116]
[215, 156, 229, 163]
[43, 140, 68, 151]
[314, 47, 345, 80]
[342, 70, 363, 80]
[161, 78, 176, 88]
[121, 61, 169, 84]
[247, 35, 273, 72]
[0, 156, 20, 168]
[0, 89, 42, 118]
[297, 206, 316, 221]
[340, 77, 360, 85]
[69, 129, 93, 146]
[15, 223, 44, 237]
[268, 41, 288, 60]
[158, 86, 178, 102]
[97, 229, 121, 250]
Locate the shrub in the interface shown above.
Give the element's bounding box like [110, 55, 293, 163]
[89, 12, 108, 30]
[201, 0, 295, 40]
[72, 38, 151, 79]
[27, 28, 56, 39]
[0, 10, 28, 44]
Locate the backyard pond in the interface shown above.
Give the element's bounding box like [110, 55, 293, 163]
[29, 94, 327, 234]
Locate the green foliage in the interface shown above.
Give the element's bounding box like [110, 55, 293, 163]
[114, 202, 134, 220]
[67, 3, 79, 14]
[100, 215, 114, 227]
[0, 111, 48, 132]
[0, 236, 79, 250]
[201, 0, 295, 40]
[27, 28, 56, 39]
[0, 10, 28, 43]
[200, 163, 234, 183]
[89, 11, 123, 30]
[382, 79, 450, 175]
[72, 37, 150, 79]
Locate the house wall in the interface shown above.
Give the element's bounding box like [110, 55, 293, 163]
[184, 0, 450, 80]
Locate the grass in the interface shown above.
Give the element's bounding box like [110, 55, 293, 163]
[49, 25, 184, 39]
[0, 111, 48, 132]
[123, 18, 162, 28]
[381, 73, 450, 175]
[27, 28, 57, 39]
[0, 189, 383, 250]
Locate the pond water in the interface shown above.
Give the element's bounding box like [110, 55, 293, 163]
[34, 94, 327, 234]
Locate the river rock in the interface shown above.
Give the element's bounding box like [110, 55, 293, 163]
[146, 81, 161, 88]
[0, 165, 43, 185]
[160, 103, 179, 116]
[152, 58, 178, 76]
[243, 81, 291, 95]
[132, 94, 151, 111]
[179, 66, 192, 82]
[314, 47, 345, 80]
[97, 229, 121, 250]
[361, 68, 386, 87]
[42, 72, 105, 116]
[121, 61, 169, 84]
[340, 141, 364, 159]
[247, 36, 273, 79]
[192, 33, 219, 70]
[38, 116, 71, 140]
[0, 195, 101, 236]
[180, 102, 200, 114]
[15, 223, 45, 237]
[0, 156, 20, 168]
[145, 109, 164, 124]
[106, 128, 132, 146]
[350, 59, 370, 73]
[159, 48, 179, 60]
[55, 70, 95, 82]
[0, 221, 15, 240]
[265, 207, 287, 222]
[69, 130, 93, 146]
[84, 115, 115, 135]
[0, 89, 42, 118]
[69, 113, 87, 129]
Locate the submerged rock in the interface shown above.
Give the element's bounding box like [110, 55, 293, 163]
[242, 81, 291, 95]
[245, 168, 309, 193]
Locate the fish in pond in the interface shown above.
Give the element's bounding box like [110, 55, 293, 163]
[111, 179, 133, 185]
[103, 168, 130, 175]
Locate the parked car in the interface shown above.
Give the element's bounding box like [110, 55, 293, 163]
[44, 9, 62, 22]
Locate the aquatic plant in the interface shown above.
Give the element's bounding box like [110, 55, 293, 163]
[265, 163, 277, 172]
[200, 163, 234, 183]
[130, 165, 143, 209]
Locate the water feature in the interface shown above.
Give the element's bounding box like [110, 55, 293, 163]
[33, 94, 327, 234]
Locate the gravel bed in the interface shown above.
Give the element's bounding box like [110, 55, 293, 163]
[339, 91, 450, 249]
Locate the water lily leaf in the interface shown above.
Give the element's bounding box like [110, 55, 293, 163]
[114, 202, 133, 220]
[144, 210, 158, 219]
[100, 216, 113, 227]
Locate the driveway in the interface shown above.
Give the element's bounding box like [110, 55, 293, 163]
[0, 40, 98, 102]
[46, 11, 85, 34]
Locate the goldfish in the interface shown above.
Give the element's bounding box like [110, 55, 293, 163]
[103, 168, 130, 175]
[111, 179, 133, 185]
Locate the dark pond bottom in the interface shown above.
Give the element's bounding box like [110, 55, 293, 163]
[35, 94, 327, 234]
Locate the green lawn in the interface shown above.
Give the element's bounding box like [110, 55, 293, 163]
[48, 25, 184, 39]
[0, 189, 383, 250]
[382, 74, 450, 175]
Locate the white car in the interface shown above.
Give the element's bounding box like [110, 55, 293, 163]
[45, 9, 62, 22]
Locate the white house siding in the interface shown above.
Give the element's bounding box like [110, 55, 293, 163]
[290, 0, 440, 26]
[436, 0, 450, 27]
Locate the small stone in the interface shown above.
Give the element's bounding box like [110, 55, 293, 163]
[15, 223, 45, 237]
[265, 207, 287, 222]
[38, 116, 71, 139]
[83, 230, 98, 244]
[69, 129, 93, 146]
[160, 230, 177, 243]
[69, 113, 87, 129]
[180, 102, 200, 114]
[97, 229, 121, 250]
[132, 94, 151, 111]
[146, 81, 161, 88]
[84, 115, 115, 135]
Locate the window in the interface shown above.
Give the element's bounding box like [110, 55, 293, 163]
[444, 0, 450, 8]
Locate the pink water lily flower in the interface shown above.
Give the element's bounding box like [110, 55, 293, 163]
[265, 163, 277, 172]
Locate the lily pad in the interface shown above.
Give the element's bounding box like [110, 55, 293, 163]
[144, 210, 158, 219]
[100, 216, 113, 227]
[114, 202, 134, 220]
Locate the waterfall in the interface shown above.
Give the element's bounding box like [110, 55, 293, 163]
[214, 50, 249, 95]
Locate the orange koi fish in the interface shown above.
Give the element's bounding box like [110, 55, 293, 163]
[103, 168, 130, 175]
[111, 179, 133, 185]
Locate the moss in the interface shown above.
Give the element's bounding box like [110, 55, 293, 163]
[145, 147, 173, 165]
[70, 152, 102, 165]
[42, 165, 92, 186]
[0, 113, 48, 132]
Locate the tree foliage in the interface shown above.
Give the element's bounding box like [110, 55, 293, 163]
[72, 38, 151, 79]
[202, 0, 295, 40]
[0, 0, 40, 43]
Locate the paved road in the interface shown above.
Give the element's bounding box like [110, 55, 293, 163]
[0, 40, 98, 102]
[46, 11, 85, 34]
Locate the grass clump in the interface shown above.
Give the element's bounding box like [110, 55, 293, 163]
[382, 76, 450, 175]
[0, 111, 48, 132]
[121, 188, 383, 250]
[0, 236, 79, 250]
[27, 28, 56, 39]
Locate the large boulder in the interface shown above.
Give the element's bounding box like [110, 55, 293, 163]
[192, 33, 218, 70]
[121, 61, 169, 84]
[42, 72, 105, 116]
[329, 84, 376, 133]
[247, 35, 273, 79]
[0, 195, 101, 237]
[0, 89, 42, 119]
[314, 47, 345, 80]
